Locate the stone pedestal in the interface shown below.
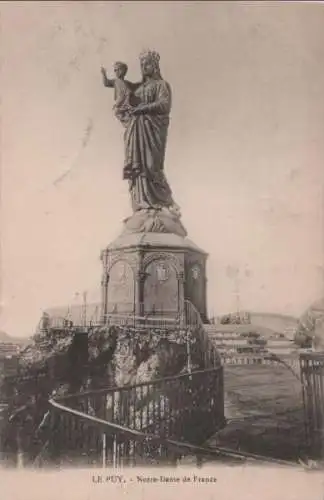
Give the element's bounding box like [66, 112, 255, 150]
[100, 210, 208, 323]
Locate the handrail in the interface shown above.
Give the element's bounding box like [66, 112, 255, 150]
[265, 352, 301, 381]
[48, 377, 300, 468]
[56, 366, 220, 401]
[6, 362, 302, 467]
[107, 314, 179, 323]
[44, 300, 206, 330]
[300, 352, 324, 457]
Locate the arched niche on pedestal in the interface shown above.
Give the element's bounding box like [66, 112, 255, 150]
[107, 259, 135, 313]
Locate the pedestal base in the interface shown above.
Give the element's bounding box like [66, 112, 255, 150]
[100, 229, 208, 323]
[122, 207, 187, 238]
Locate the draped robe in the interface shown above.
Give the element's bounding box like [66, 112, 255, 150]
[123, 77, 175, 212]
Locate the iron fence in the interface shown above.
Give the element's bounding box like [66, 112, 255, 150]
[47, 366, 225, 467]
[300, 352, 324, 458]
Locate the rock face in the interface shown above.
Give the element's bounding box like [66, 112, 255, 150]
[0, 322, 221, 466]
[112, 325, 208, 386]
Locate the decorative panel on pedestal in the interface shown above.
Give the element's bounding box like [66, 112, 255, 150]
[143, 259, 179, 316]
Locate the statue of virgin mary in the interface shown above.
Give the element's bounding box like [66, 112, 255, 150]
[123, 50, 178, 214]
[103, 50, 185, 236]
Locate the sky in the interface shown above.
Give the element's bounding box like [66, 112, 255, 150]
[1, 1, 324, 337]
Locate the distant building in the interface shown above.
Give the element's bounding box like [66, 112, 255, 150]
[0, 342, 21, 358]
[0, 354, 19, 378]
[38, 303, 101, 330]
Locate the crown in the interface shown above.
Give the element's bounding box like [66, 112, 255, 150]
[139, 49, 160, 65]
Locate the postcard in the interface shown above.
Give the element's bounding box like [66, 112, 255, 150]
[0, 1, 323, 499]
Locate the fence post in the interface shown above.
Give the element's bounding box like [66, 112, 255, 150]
[300, 352, 324, 458]
[186, 329, 192, 375]
[113, 434, 117, 468]
[16, 426, 24, 469]
[102, 433, 106, 468]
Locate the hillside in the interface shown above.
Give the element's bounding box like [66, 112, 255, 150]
[211, 312, 298, 340]
[205, 323, 281, 339]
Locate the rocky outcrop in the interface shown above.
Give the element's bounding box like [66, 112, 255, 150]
[0, 321, 220, 465]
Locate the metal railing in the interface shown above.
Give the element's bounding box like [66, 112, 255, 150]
[300, 352, 324, 458]
[46, 366, 225, 467]
[43, 300, 206, 330]
[220, 353, 300, 371]
[2, 362, 303, 469]
[46, 365, 299, 468]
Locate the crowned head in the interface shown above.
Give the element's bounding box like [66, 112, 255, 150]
[139, 49, 161, 79]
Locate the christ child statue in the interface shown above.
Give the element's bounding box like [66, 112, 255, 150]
[101, 62, 138, 124]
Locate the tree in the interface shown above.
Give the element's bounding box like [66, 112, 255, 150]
[219, 312, 250, 325]
[294, 305, 324, 350]
[294, 316, 314, 348]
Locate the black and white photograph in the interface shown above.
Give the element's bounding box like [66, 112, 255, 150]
[0, 2, 324, 499]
